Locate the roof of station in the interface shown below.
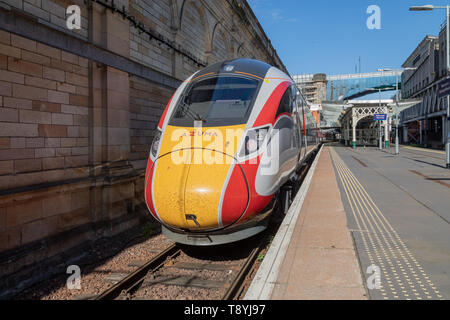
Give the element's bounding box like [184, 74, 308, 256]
[321, 98, 421, 128]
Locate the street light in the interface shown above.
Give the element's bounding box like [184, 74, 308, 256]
[410, 4, 450, 169]
[379, 88, 382, 150]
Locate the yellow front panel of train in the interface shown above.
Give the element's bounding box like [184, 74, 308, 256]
[152, 125, 245, 230]
[152, 128, 190, 228]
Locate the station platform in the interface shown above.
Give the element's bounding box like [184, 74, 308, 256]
[245, 144, 450, 300]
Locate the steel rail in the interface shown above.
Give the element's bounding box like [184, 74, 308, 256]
[221, 245, 261, 300]
[95, 243, 180, 300]
[96, 241, 261, 301]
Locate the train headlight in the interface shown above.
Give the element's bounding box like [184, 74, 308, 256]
[151, 130, 162, 158]
[246, 138, 258, 153]
[240, 126, 270, 158]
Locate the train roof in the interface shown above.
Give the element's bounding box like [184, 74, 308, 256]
[194, 58, 276, 80]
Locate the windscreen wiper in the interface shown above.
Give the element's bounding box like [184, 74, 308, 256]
[180, 102, 206, 122]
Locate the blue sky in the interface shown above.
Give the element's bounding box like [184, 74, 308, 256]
[248, 0, 447, 76]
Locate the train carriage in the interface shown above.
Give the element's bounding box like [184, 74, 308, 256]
[144, 59, 319, 246]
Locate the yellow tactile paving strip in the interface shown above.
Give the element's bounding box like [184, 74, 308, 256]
[330, 147, 443, 300]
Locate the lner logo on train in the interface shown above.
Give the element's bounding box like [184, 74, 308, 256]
[145, 59, 319, 246]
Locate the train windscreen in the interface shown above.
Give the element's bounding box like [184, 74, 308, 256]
[169, 76, 260, 127]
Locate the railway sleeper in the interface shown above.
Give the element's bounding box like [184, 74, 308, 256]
[142, 275, 226, 289]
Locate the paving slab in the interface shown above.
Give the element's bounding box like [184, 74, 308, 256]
[270, 147, 367, 300]
[331, 144, 450, 300]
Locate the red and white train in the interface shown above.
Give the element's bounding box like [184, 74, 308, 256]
[145, 59, 319, 245]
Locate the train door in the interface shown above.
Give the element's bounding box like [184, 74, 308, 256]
[296, 95, 307, 159]
[257, 84, 298, 196]
[291, 86, 301, 153]
[272, 85, 297, 178]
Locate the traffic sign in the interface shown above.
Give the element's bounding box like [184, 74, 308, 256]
[374, 114, 387, 121]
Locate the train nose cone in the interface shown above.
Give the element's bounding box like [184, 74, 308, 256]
[151, 149, 248, 231]
[185, 153, 248, 229]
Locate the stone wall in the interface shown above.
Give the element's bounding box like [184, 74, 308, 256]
[1, 0, 89, 39]
[129, 75, 173, 169]
[128, 0, 287, 79]
[0, 0, 286, 294]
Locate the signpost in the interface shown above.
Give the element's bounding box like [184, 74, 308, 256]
[374, 114, 387, 149]
[374, 114, 387, 121]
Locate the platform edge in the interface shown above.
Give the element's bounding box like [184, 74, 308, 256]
[243, 144, 323, 300]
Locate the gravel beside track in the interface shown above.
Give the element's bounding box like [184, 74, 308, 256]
[127, 241, 259, 300]
[15, 224, 170, 300]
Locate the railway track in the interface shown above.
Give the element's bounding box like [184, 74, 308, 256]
[95, 240, 264, 300]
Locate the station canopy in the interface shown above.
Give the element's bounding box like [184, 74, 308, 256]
[387, 98, 422, 113]
[320, 101, 349, 127]
[320, 98, 422, 128]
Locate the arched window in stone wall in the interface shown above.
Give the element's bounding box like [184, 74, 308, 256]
[211, 23, 229, 63]
[169, 0, 180, 31]
[237, 43, 249, 59]
[180, 0, 209, 76]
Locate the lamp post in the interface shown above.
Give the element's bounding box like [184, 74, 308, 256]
[395, 74, 400, 154]
[379, 88, 382, 150]
[410, 5, 450, 168]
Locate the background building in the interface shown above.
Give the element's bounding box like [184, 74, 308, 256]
[293, 73, 327, 106]
[400, 30, 448, 149]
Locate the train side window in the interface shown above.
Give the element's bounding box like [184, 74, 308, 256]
[275, 86, 293, 118]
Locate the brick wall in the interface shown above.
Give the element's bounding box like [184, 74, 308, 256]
[0, 0, 89, 40]
[129, 0, 173, 75]
[0, 0, 286, 294]
[0, 30, 94, 252]
[0, 30, 90, 192]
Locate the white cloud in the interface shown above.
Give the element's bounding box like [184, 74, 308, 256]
[249, 2, 298, 25]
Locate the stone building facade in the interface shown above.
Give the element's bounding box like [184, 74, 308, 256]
[0, 0, 286, 295]
[400, 32, 448, 148]
[292, 73, 327, 106]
